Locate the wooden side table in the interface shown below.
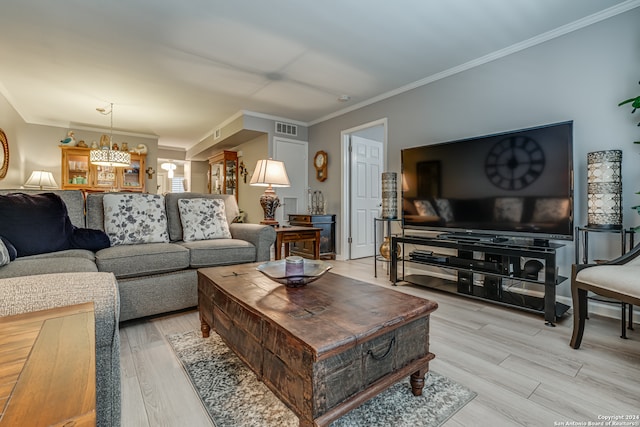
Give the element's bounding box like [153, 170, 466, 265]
[274, 226, 321, 260]
[0, 302, 96, 426]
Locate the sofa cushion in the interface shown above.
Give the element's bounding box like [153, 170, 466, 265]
[178, 198, 232, 241]
[179, 239, 256, 268]
[165, 193, 240, 242]
[95, 242, 190, 278]
[103, 193, 169, 245]
[0, 192, 74, 257]
[0, 256, 98, 279]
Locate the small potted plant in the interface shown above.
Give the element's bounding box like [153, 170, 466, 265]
[618, 80, 640, 141]
[619, 81, 640, 222]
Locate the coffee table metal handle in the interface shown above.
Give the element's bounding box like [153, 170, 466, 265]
[367, 337, 395, 361]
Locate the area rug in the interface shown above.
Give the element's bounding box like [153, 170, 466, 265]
[167, 330, 476, 427]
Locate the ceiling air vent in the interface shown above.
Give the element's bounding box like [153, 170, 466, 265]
[275, 122, 297, 136]
[214, 128, 221, 140]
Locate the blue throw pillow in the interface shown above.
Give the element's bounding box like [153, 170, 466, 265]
[70, 227, 111, 252]
[0, 192, 74, 257]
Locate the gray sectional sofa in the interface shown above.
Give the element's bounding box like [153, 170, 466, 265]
[0, 189, 276, 321]
[0, 189, 276, 427]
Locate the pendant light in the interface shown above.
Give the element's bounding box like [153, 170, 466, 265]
[90, 103, 131, 167]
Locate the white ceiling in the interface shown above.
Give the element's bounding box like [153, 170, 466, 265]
[0, 0, 636, 152]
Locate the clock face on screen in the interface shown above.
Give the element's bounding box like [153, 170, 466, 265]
[484, 135, 545, 190]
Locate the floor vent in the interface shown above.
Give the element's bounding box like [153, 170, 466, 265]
[275, 122, 298, 136]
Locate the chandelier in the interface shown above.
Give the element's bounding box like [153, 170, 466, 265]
[90, 103, 131, 167]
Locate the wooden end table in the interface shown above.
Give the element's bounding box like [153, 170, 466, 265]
[198, 264, 437, 427]
[0, 302, 96, 426]
[274, 225, 321, 260]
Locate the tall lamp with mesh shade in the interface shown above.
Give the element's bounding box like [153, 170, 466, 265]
[250, 159, 290, 226]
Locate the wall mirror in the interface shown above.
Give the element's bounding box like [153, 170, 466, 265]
[0, 128, 8, 179]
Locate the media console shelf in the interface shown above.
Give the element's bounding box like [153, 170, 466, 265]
[390, 235, 569, 326]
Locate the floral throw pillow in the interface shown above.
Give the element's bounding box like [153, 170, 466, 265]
[178, 198, 232, 241]
[0, 238, 11, 266]
[103, 194, 169, 245]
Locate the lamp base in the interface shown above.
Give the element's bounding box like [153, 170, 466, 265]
[259, 186, 281, 227]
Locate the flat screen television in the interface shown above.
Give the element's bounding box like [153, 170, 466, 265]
[401, 121, 574, 241]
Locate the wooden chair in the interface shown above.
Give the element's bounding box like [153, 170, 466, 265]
[570, 244, 640, 349]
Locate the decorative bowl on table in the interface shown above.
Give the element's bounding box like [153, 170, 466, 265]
[256, 256, 332, 287]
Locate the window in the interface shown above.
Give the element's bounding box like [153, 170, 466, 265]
[171, 176, 185, 193]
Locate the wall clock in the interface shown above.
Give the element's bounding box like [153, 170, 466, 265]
[484, 135, 545, 190]
[314, 150, 328, 182]
[0, 128, 8, 179]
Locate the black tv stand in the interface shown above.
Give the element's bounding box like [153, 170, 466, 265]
[390, 234, 569, 326]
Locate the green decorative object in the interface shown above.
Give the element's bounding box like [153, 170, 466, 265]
[618, 80, 640, 143]
[619, 80, 640, 228]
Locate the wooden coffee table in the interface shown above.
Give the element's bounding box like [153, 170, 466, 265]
[198, 263, 437, 427]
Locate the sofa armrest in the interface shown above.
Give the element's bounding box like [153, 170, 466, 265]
[0, 272, 121, 427]
[229, 223, 276, 262]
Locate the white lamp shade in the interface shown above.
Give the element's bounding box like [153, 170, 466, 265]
[161, 162, 177, 179]
[90, 149, 131, 167]
[24, 170, 58, 189]
[249, 159, 290, 187]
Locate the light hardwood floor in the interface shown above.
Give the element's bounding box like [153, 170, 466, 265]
[120, 258, 640, 427]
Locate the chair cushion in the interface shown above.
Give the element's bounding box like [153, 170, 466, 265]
[576, 265, 640, 300]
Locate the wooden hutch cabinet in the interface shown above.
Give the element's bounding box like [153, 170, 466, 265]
[208, 150, 238, 201]
[60, 146, 146, 192]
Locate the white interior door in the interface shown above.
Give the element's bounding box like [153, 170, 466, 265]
[273, 137, 308, 225]
[350, 134, 384, 259]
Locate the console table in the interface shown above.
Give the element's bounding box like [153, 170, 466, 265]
[0, 302, 96, 425]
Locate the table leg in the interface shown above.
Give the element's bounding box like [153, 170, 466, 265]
[275, 235, 283, 260]
[284, 242, 291, 258]
[410, 368, 428, 396]
[314, 230, 321, 259]
[201, 317, 210, 338]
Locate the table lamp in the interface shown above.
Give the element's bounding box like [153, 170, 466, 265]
[24, 170, 58, 190]
[250, 159, 290, 226]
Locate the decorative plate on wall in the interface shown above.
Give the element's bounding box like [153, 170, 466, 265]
[0, 128, 9, 179]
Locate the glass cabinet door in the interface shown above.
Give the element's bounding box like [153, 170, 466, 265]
[224, 158, 237, 197]
[61, 148, 90, 187]
[121, 157, 143, 190]
[94, 164, 117, 189]
[208, 150, 238, 201]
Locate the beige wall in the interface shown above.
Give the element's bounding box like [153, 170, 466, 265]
[0, 93, 159, 192]
[235, 134, 269, 223]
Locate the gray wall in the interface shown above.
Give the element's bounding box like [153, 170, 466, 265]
[309, 8, 640, 292]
